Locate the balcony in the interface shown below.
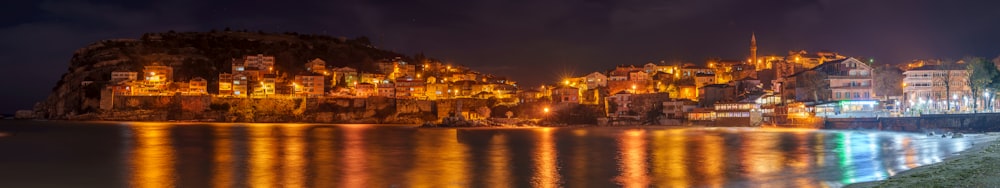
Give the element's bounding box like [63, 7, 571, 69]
[830, 85, 872, 90]
[827, 75, 872, 79]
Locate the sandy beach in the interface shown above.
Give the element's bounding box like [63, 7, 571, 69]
[848, 133, 1000, 187]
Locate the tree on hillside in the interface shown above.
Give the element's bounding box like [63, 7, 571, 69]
[796, 70, 830, 102]
[552, 105, 602, 125]
[872, 64, 904, 99]
[966, 57, 999, 112]
[936, 60, 960, 111]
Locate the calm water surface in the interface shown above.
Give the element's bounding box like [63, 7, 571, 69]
[0, 121, 989, 187]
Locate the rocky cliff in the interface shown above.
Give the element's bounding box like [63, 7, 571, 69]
[38, 30, 410, 119]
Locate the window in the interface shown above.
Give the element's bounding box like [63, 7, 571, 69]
[836, 92, 841, 99]
[864, 92, 869, 98]
[854, 92, 860, 98]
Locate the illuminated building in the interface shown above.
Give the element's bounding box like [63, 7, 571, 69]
[187, 77, 207, 95]
[902, 64, 970, 112]
[376, 82, 395, 98]
[232, 73, 249, 97]
[243, 54, 275, 74]
[251, 74, 276, 97]
[112, 71, 138, 82]
[787, 57, 874, 102]
[552, 86, 580, 104]
[607, 65, 643, 94]
[355, 83, 376, 97]
[218, 73, 233, 96]
[305, 58, 327, 74]
[685, 102, 762, 126]
[694, 73, 716, 91]
[662, 99, 697, 119]
[698, 84, 734, 107]
[424, 83, 450, 100]
[331, 67, 359, 87]
[607, 91, 636, 119]
[679, 65, 713, 79]
[394, 76, 426, 99]
[294, 74, 325, 97]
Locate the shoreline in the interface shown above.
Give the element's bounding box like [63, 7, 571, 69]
[847, 132, 1000, 187]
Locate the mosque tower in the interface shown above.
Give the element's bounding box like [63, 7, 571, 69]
[750, 33, 757, 66]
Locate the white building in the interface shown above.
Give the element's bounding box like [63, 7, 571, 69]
[902, 64, 970, 112]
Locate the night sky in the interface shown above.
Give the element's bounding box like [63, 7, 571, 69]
[2, 0, 1000, 113]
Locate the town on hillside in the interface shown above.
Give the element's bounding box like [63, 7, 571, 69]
[78, 34, 1000, 126]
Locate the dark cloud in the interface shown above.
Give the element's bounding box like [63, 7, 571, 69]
[2, 0, 1000, 113]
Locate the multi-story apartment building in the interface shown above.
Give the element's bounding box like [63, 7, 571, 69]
[111, 71, 138, 82]
[786, 50, 846, 70]
[568, 72, 607, 90]
[787, 57, 876, 114]
[244, 54, 275, 72]
[394, 76, 425, 99]
[251, 74, 276, 97]
[789, 57, 874, 102]
[826, 58, 875, 101]
[232, 73, 249, 97]
[188, 77, 207, 94]
[305, 58, 327, 74]
[424, 83, 451, 100]
[552, 86, 580, 104]
[902, 64, 970, 111]
[376, 83, 395, 98]
[355, 83, 376, 97]
[679, 65, 713, 79]
[143, 64, 173, 85]
[294, 74, 325, 97]
[219, 73, 233, 95]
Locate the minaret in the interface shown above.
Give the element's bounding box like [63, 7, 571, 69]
[750, 33, 757, 66]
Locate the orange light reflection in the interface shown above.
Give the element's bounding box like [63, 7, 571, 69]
[615, 129, 649, 188]
[211, 125, 233, 188]
[312, 127, 339, 188]
[532, 128, 561, 188]
[487, 134, 511, 188]
[406, 129, 469, 188]
[129, 123, 176, 188]
[743, 132, 783, 186]
[701, 132, 725, 187]
[248, 124, 277, 188]
[652, 129, 688, 188]
[342, 125, 370, 188]
[281, 125, 307, 188]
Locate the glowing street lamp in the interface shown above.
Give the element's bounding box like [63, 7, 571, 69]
[543, 107, 550, 114]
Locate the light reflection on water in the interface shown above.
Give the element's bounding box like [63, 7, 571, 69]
[25, 123, 990, 187]
[127, 123, 176, 188]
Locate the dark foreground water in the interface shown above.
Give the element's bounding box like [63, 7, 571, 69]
[0, 121, 989, 188]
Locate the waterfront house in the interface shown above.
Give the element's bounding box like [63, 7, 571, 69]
[294, 74, 325, 97]
[902, 64, 970, 113]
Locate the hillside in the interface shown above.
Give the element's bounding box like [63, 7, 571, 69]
[37, 30, 421, 119]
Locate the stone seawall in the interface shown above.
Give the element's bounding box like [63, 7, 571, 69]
[824, 113, 1000, 133]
